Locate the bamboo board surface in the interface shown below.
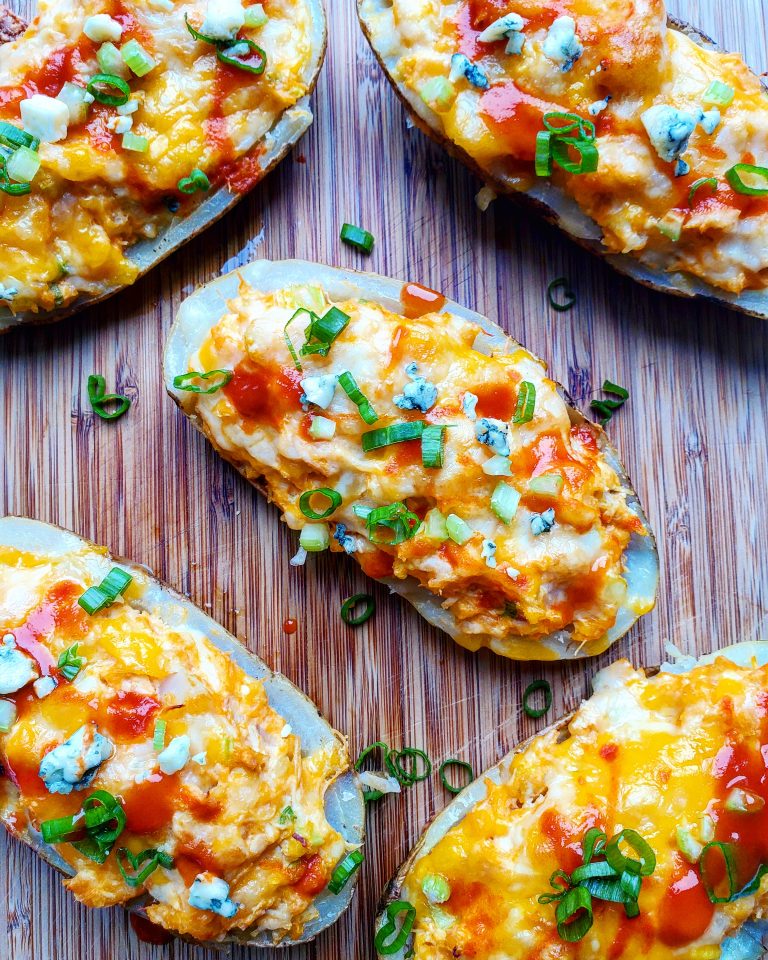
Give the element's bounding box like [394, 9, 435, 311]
[2, 1, 768, 958]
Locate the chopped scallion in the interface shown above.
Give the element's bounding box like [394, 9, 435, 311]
[328, 850, 364, 894]
[117, 847, 173, 887]
[339, 371, 378, 424]
[523, 679, 552, 719]
[120, 38, 157, 77]
[340, 222, 375, 254]
[86, 73, 131, 107]
[490, 482, 520, 523]
[177, 168, 210, 194]
[439, 758, 474, 794]
[299, 523, 330, 553]
[78, 567, 133, 615]
[340, 593, 376, 626]
[547, 277, 576, 312]
[421, 424, 447, 468]
[173, 369, 232, 393]
[217, 39, 266, 74]
[362, 421, 424, 453]
[375, 900, 417, 956]
[725, 163, 768, 197]
[513, 381, 536, 423]
[299, 487, 342, 520]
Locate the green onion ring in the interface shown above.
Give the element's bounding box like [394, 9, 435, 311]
[355, 741, 391, 803]
[538, 869, 572, 904]
[327, 850, 364, 894]
[551, 136, 599, 175]
[725, 163, 768, 197]
[362, 421, 425, 452]
[177, 168, 210, 194]
[86, 73, 131, 106]
[439, 758, 474, 794]
[555, 885, 593, 942]
[284, 309, 307, 371]
[523, 679, 552, 719]
[389, 747, 431, 786]
[365, 501, 420, 546]
[340, 222, 375, 254]
[299, 487, 342, 520]
[183, 12, 221, 44]
[172, 369, 232, 394]
[117, 848, 174, 888]
[217, 39, 267, 75]
[605, 828, 656, 878]
[543, 111, 596, 141]
[513, 380, 536, 423]
[535, 130, 553, 177]
[87, 373, 131, 421]
[688, 176, 718, 205]
[421, 424, 447, 469]
[570, 859, 617, 884]
[547, 277, 576, 312]
[340, 593, 376, 626]
[700, 841, 768, 903]
[375, 900, 417, 956]
[301, 306, 350, 358]
[582, 827, 607, 865]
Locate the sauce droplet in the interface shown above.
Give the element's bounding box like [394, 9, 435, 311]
[283, 618, 298, 635]
[401, 282, 446, 319]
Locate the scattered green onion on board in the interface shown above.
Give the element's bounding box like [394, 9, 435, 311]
[339, 371, 378, 424]
[387, 747, 432, 787]
[591, 380, 629, 426]
[547, 277, 576, 312]
[375, 900, 417, 956]
[87, 373, 131, 420]
[173, 369, 232, 393]
[340, 222, 375, 254]
[355, 741, 391, 802]
[340, 593, 376, 626]
[439, 759, 474, 794]
[117, 847, 173, 887]
[328, 850, 364, 894]
[299, 487, 342, 520]
[57, 644, 83, 681]
[78, 567, 133, 615]
[177, 168, 210, 194]
[523, 679, 552, 719]
[87, 73, 131, 106]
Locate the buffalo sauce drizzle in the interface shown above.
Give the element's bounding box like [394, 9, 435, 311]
[400, 283, 446, 319]
[8, 580, 87, 677]
[223, 357, 304, 425]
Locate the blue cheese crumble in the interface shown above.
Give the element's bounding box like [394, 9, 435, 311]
[477, 13, 525, 54]
[449, 53, 489, 90]
[189, 873, 240, 917]
[158, 734, 191, 775]
[588, 96, 611, 116]
[698, 108, 721, 135]
[462, 391, 478, 420]
[530, 507, 556, 536]
[300, 374, 337, 409]
[641, 105, 697, 162]
[333, 522, 356, 554]
[39, 723, 113, 795]
[481, 539, 497, 568]
[475, 417, 509, 456]
[0, 636, 38, 694]
[542, 16, 583, 72]
[393, 363, 438, 413]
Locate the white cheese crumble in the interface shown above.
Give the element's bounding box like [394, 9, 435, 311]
[33, 675, 57, 699]
[481, 539, 497, 568]
[157, 734, 191, 774]
[20, 94, 70, 143]
[83, 14, 123, 43]
[588, 96, 611, 116]
[189, 873, 240, 917]
[200, 0, 245, 40]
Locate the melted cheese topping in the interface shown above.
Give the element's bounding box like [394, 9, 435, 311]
[0, 546, 349, 943]
[401, 657, 768, 959]
[181, 280, 651, 659]
[361, 0, 768, 294]
[0, 0, 314, 313]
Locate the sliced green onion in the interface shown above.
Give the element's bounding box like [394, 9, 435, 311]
[117, 847, 173, 887]
[547, 278, 576, 312]
[725, 163, 768, 197]
[491, 482, 520, 523]
[513, 380, 536, 423]
[183, 12, 221, 44]
[244, 3, 269, 27]
[152, 720, 167, 752]
[278, 805, 296, 824]
[87, 73, 131, 106]
[299, 523, 330, 553]
[375, 900, 417, 956]
[538, 869, 572, 904]
[387, 747, 431, 786]
[590, 398, 623, 425]
[0, 174, 30, 196]
[217, 39, 266, 74]
[299, 487, 342, 520]
[120, 38, 157, 77]
[700, 841, 742, 903]
[177, 168, 210, 194]
[365, 501, 420, 546]
[582, 828, 607, 865]
[43, 790, 127, 864]
[122, 131, 149, 153]
[340, 593, 376, 626]
[309, 415, 336, 440]
[421, 424, 447, 469]
[528, 474, 563, 497]
[339, 371, 378, 424]
[439, 759, 474, 794]
[605, 828, 656, 877]
[340, 222, 375, 254]
[6, 145, 40, 184]
[523, 679, 552, 719]
[41, 813, 83, 844]
[543, 112, 595, 141]
[78, 567, 133, 615]
[702, 79, 735, 106]
[0, 120, 39, 151]
[362, 421, 424, 452]
[689, 176, 718, 205]
[582, 873, 630, 904]
[355, 741, 391, 803]
[57, 644, 83, 681]
[535, 130, 553, 176]
[570, 860, 617, 885]
[172, 369, 232, 394]
[301, 306, 350, 358]
[422, 508, 449, 541]
[551, 137, 599, 174]
[445, 513, 473, 545]
[602, 380, 629, 400]
[284, 310, 305, 372]
[556, 885, 593, 941]
[97, 42, 129, 79]
[328, 850, 364, 894]
[422, 873, 451, 904]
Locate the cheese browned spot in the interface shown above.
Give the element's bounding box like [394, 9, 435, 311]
[0, 547, 349, 943]
[361, 0, 768, 295]
[180, 280, 652, 660]
[401, 656, 768, 959]
[0, 0, 315, 313]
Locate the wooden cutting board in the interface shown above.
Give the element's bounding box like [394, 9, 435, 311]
[2, 1, 768, 958]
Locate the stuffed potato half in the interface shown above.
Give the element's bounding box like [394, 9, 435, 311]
[358, 0, 768, 319]
[0, 0, 326, 329]
[377, 641, 768, 960]
[0, 517, 364, 946]
[164, 260, 658, 662]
